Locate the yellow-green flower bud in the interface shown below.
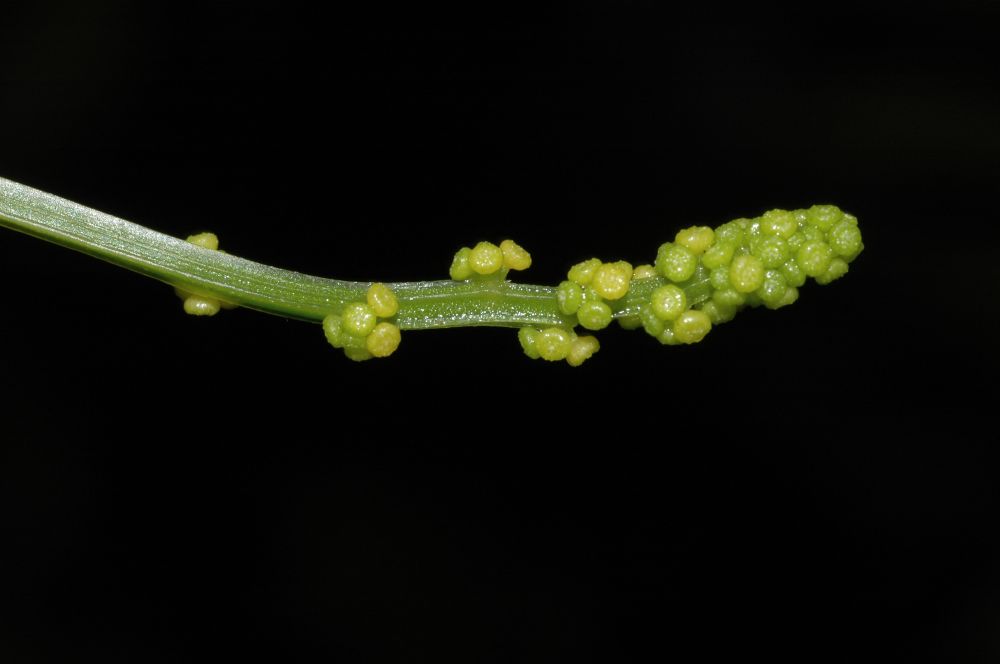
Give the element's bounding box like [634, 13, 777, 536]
[631, 264, 658, 280]
[449, 247, 473, 281]
[759, 210, 798, 238]
[183, 295, 221, 316]
[566, 335, 600, 367]
[323, 313, 345, 348]
[341, 302, 377, 337]
[815, 257, 849, 285]
[590, 261, 633, 300]
[366, 322, 401, 357]
[186, 232, 219, 250]
[557, 280, 583, 315]
[796, 241, 834, 277]
[673, 310, 712, 344]
[674, 226, 715, 255]
[729, 255, 765, 293]
[366, 282, 399, 318]
[655, 242, 698, 282]
[568, 258, 602, 286]
[518, 327, 541, 359]
[701, 242, 735, 270]
[500, 239, 532, 271]
[650, 284, 687, 321]
[535, 327, 574, 361]
[468, 241, 504, 275]
[577, 300, 613, 330]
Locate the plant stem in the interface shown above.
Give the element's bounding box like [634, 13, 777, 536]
[0, 176, 709, 330]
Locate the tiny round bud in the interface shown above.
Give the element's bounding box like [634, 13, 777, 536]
[701, 242, 736, 270]
[805, 204, 844, 231]
[673, 310, 712, 344]
[796, 241, 834, 277]
[715, 220, 748, 246]
[712, 287, 746, 308]
[655, 242, 698, 282]
[710, 265, 733, 291]
[827, 220, 863, 259]
[780, 258, 807, 288]
[657, 324, 680, 346]
[186, 232, 219, 250]
[366, 282, 399, 318]
[773, 286, 799, 308]
[449, 247, 473, 281]
[729, 255, 765, 293]
[566, 335, 600, 367]
[323, 313, 345, 348]
[756, 270, 789, 309]
[535, 327, 574, 361]
[341, 302, 377, 337]
[343, 347, 373, 362]
[650, 284, 687, 321]
[568, 258, 602, 286]
[675, 226, 715, 255]
[759, 210, 798, 238]
[618, 315, 643, 330]
[500, 239, 532, 271]
[366, 322, 401, 357]
[815, 257, 850, 285]
[755, 235, 790, 269]
[468, 241, 505, 275]
[698, 301, 737, 325]
[640, 305, 666, 338]
[591, 261, 633, 300]
[183, 295, 221, 316]
[557, 280, 584, 315]
[631, 264, 658, 280]
[577, 300, 613, 330]
[518, 327, 541, 359]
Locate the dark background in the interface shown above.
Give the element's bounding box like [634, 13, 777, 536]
[1, 1, 998, 661]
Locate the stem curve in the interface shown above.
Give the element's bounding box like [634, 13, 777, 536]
[3, 176, 700, 330]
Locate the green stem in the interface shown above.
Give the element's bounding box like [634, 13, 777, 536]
[0, 176, 707, 330]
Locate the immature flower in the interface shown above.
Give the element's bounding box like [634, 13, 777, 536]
[0, 175, 862, 369]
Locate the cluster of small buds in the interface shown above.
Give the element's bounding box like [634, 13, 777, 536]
[517, 253, 634, 366]
[315, 207, 861, 365]
[175, 232, 238, 316]
[557, 258, 635, 331]
[449, 239, 532, 280]
[448, 239, 604, 367]
[638, 204, 862, 345]
[518, 326, 600, 367]
[528, 204, 861, 362]
[322, 283, 402, 362]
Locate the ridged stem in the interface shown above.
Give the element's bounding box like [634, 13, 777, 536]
[0, 176, 708, 330]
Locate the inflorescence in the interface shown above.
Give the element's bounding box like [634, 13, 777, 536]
[321, 283, 402, 362]
[178, 207, 862, 366]
[464, 205, 860, 367]
[0, 176, 862, 366]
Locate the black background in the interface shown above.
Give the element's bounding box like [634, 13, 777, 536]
[1, 1, 999, 661]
